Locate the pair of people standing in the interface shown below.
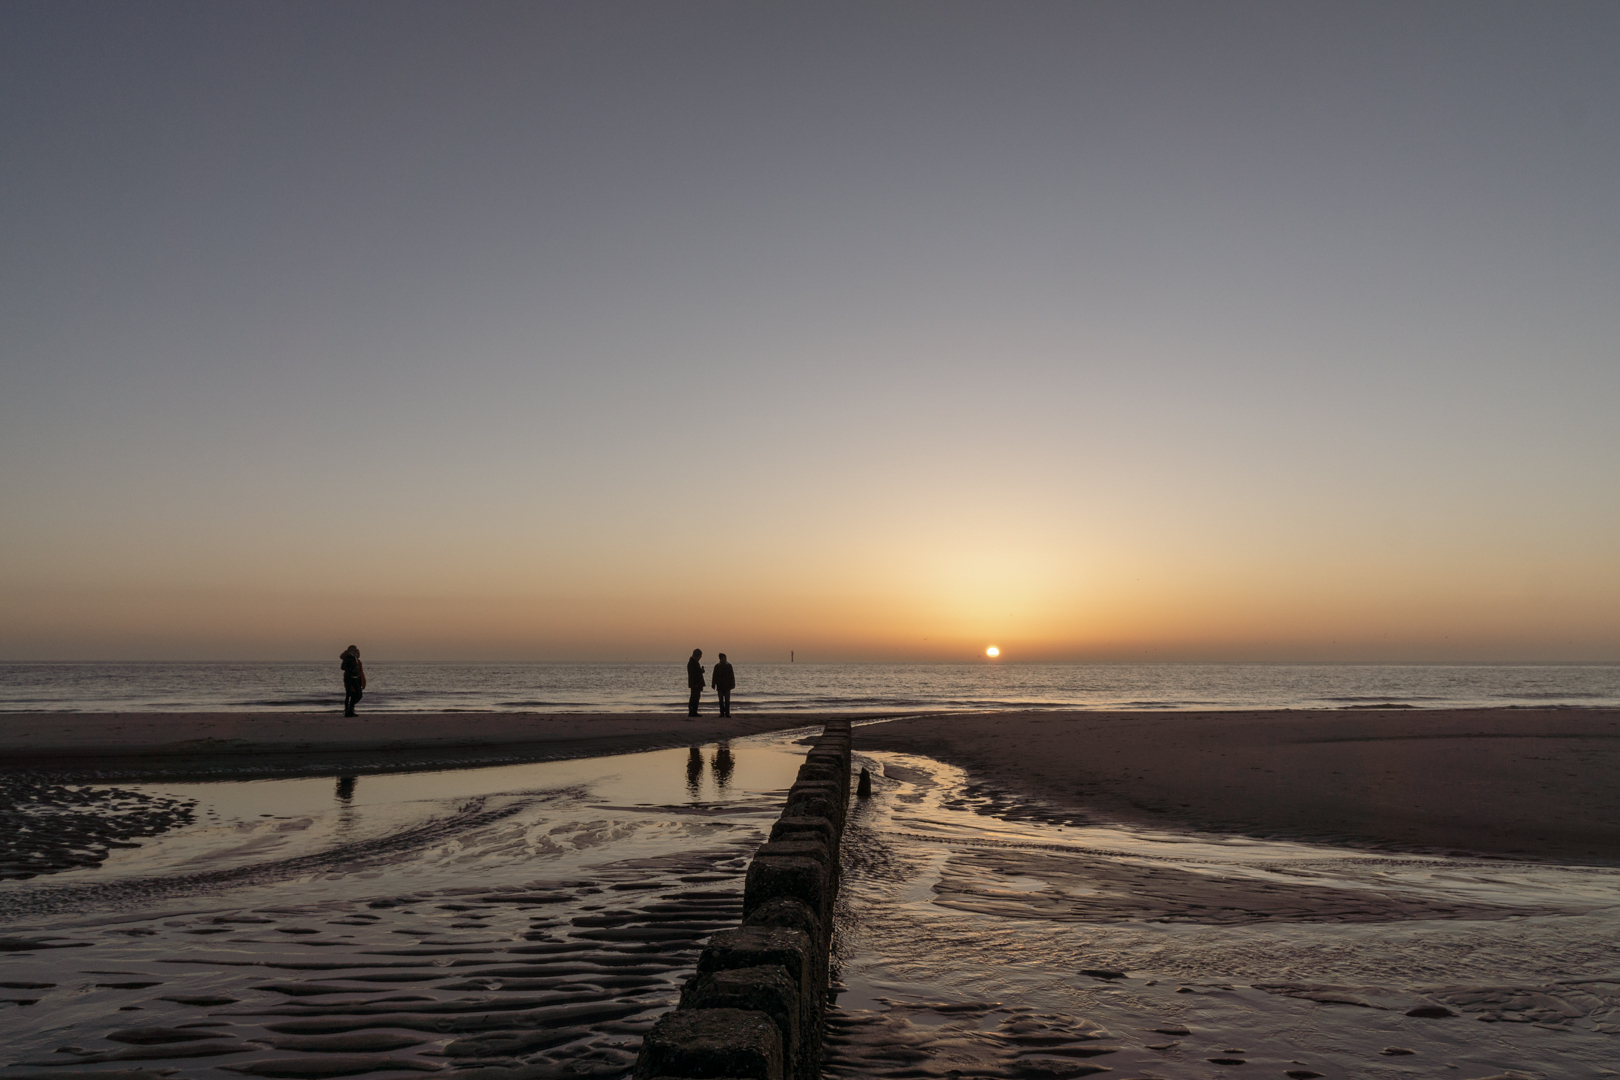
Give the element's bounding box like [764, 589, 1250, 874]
[686, 648, 735, 717]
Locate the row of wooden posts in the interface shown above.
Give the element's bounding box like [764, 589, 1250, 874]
[633, 719, 856, 1080]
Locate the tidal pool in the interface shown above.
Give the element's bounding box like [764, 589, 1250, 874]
[0, 729, 816, 1077]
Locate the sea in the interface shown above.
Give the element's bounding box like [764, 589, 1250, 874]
[1, 660, 1618, 713]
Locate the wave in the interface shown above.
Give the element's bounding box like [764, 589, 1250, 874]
[1325, 694, 1442, 703]
[5, 662, 1618, 714]
[1496, 690, 1608, 700]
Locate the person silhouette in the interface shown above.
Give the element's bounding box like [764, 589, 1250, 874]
[686, 648, 705, 717]
[713, 653, 735, 717]
[340, 645, 366, 716]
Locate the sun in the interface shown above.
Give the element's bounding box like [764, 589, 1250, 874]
[985, 646, 1000, 658]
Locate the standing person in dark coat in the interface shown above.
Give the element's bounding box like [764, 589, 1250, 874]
[686, 648, 705, 717]
[713, 653, 735, 717]
[340, 645, 366, 717]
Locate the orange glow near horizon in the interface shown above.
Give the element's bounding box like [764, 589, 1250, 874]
[3, 523, 1619, 662]
[3, 7, 1620, 666]
[3, 435, 1618, 662]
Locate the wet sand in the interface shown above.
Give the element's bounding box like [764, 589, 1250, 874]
[8, 707, 1619, 862]
[859, 708, 1620, 865]
[829, 748, 1620, 1080]
[0, 739, 811, 1078]
[0, 711, 841, 781]
[6, 712, 1619, 1079]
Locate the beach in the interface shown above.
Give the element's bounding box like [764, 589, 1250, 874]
[0, 731, 821, 1078]
[0, 711, 837, 781]
[6, 707, 1618, 864]
[5, 709, 1620, 1078]
[858, 707, 1620, 865]
[832, 725, 1620, 1080]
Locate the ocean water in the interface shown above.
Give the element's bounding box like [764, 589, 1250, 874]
[1, 660, 1618, 713]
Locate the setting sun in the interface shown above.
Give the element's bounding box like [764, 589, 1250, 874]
[986, 646, 1000, 658]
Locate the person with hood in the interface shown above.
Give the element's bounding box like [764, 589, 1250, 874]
[712, 653, 736, 717]
[686, 648, 705, 717]
[341, 645, 366, 716]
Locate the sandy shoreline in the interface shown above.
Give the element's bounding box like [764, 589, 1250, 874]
[861, 707, 1620, 866]
[6, 711, 1620, 1078]
[0, 711, 840, 780]
[5, 706, 1619, 864]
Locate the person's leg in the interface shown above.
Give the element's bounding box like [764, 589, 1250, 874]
[718, 688, 730, 716]
[688, 686, 701, 716]
[344, 686, 356, 716]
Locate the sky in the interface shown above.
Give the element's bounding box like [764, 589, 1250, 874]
[2, 1, 1618, 663]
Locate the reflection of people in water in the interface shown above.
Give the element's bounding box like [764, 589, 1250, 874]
[711, 741, 734, 791]
[686, 745, 704, 797]
[713, 653, 735, 717]
[335, 776, 357, 802]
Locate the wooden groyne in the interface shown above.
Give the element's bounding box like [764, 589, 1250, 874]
[634, 719, 852, 1080]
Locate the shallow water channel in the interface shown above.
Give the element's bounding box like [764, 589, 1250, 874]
[2, 724, 1617, 1080]
[0, 729, 814, 1077]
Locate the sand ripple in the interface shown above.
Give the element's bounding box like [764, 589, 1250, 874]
[3, 861, 744, 1076]
[1, 776, 197, 880]
[827, 749, 1620, 1080]
[1, 738, 814, 1079]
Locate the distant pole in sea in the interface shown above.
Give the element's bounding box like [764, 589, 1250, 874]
[791, 650, 794, 663]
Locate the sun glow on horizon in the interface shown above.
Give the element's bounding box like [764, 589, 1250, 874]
[986, 646, 1000, 658]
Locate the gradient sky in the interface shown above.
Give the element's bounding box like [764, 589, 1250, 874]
[3, 1, 1617, 662]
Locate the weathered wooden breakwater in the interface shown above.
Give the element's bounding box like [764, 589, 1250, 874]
[634, 719, 852, 1080]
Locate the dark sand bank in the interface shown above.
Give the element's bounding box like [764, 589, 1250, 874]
[0, 711, 848, 781]
[860, 708, 1620, 865]
[7, 707, 1619, 862]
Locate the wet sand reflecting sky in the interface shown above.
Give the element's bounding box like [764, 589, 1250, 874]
[0, 731, 814, 1075]
[4, 726, 1617, 1079]
[828, 749, 1620, 1079]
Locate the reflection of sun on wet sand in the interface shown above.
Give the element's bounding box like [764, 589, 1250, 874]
[860, 708, 1620, 865]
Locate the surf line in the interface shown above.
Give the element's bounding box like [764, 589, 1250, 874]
[635, 719, 853, 1080]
